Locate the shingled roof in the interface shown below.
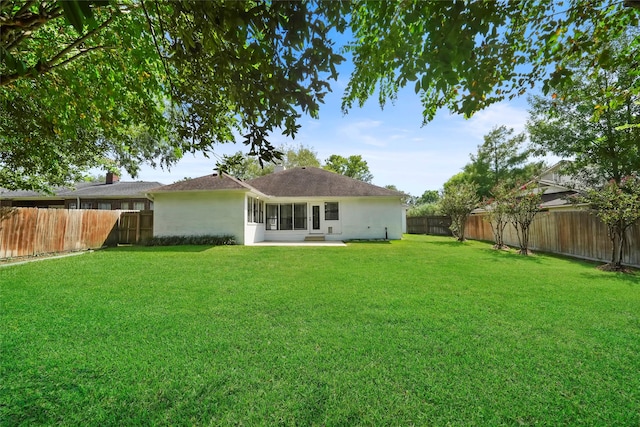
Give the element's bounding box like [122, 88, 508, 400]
[1, 181, 163, 199]
[247, 167, 402, 198]
[150, 173, 252, 192]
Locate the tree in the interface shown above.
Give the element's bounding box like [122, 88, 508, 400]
[483, 183, 511, 250]
[3, 1, 639, 191]
[1, 1, 347, 191]
[439, 182, 479, 242]
[1, 1, 175, 191]
[407, 203, 440, 218]
[216, 144, 321, 180]
[384, 185, 412, 205]
[527, 40, 640, 187]
[505, 184, 542, 256]
[464, 126, 544, 199]
[344, 2, 640, 122]
[576, 176, 640, 270]
[323, 154, 373, 183]
[442, 172, 472, 194]
[281, 144, 321, 170]
[415, 190, 440, 205]
[215, 152, 257, 180]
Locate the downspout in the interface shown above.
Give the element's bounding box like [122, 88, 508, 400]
[77, 197, 80, 209]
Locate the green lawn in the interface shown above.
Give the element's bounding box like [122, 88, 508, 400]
[1, 235, 639, 425]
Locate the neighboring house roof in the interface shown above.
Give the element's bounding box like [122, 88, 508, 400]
[247, 167, 402, 198]
[540, 190, 579, 209]
[0, 181, 163, 199]
[473, 163, 582, 214]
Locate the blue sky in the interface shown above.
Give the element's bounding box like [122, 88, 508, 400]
[120, 48, 541, 197]
[123, 82, 536, 198]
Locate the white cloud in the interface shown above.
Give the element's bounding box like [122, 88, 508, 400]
[336, 119, 387, 147]
[464, 102, 529, 136]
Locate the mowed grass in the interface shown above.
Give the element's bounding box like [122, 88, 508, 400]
[1, 235, 639, 426]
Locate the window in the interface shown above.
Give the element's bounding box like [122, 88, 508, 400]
[265, 203, 307, 230]
[247, 197, 264, 223]
[266, 204, 278, 230]
[68, 202, 77, 209]
[80, 201, 93, 209]
[120, 201, 131, 210]
[98, 202, 112, 210]
[325, 202, 339, 220]
[294, 203, 307, 230]
[133, 201, 146, 210]
[279, 204, 293, 230]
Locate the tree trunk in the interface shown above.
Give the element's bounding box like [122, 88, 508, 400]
[615, 231, 626, 268]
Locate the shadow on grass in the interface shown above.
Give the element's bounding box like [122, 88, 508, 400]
[107, 245, 223, 253]
[478, 247, 546, 264]
[425, 240, 474, 248]
[580, 270, 639, 284]
[346, 240, 392, 244]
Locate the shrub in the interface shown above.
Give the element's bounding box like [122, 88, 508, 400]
[406, 203, 440, 217]
[145, 235, 236, 246]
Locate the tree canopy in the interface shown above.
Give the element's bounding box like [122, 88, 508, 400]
[439, 181, 479, 242]
[1, 1, 346, 191]
[527, 43, 640, 186]
[2, 0, 639, 191]
[463, 126, 544, 199]
[575, 176, 640, 269]
[216, 144, 321, 180]
[323, 154, 373, 183]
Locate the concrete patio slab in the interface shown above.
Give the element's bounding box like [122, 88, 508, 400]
[249, 241, 346, 247]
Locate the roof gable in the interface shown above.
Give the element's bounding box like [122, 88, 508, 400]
[247, 167, 401, 198]
[150, 173, 251, 193]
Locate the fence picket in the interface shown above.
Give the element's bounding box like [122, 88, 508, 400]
[0, 208, 141, 258]
[464, 211, 639, 268]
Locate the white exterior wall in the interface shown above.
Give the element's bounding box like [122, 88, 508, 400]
[244, 223, 265, 244]
[339, 198, 403, 240]
[244, 193, 265, 244]
[152, 191, 247, 244]
[262, 197, 402, 242]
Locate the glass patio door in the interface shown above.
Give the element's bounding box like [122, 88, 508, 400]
[311, 205, 321, 231]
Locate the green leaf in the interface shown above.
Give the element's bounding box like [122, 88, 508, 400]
[60, 0, 85, 33]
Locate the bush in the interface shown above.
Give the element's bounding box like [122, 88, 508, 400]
[407, 203, 440, 217]
[145, 235, 236, 246]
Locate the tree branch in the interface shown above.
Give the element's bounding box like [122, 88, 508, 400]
[141, 0, 175, 95]
[45, 12, 116, 67]
[0, 2, 60, 29]
[0, 12, 117, 86]
[3, 10, 63, 51]
[13, 0, 37, 18]
[50, 45, 112, 71]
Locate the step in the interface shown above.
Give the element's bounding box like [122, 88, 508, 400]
[304, 235, 325, 242]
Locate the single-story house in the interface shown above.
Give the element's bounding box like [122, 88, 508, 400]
[148, 167, 405, 244]
[0, 173, 161, 210]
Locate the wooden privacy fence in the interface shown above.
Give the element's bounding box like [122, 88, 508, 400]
[465, 210, 640, 268]
[0, 208, 155, 258]
[406, 215, 453, 236]
[118, 211, 154, 244]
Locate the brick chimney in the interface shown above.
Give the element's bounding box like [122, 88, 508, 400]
[106, 172, 119, 184]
